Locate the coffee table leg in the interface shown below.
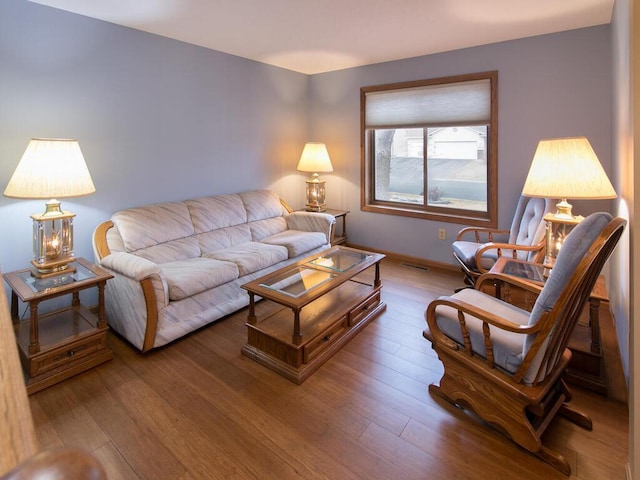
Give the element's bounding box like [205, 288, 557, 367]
[374, 262, 381, 288]
[247, 293, 256, 325]
[292, 308, 302, 345]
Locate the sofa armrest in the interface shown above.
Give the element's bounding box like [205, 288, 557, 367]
[286, 211, 335, 243]
[100, 252, 160, 280]
[100, 252, 169, 309]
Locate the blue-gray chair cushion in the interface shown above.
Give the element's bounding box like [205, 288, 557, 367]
[433, 288, 531, 375]
[523, 212, 613, 379]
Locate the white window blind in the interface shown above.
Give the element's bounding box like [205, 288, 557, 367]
[364, 79, 491, 129]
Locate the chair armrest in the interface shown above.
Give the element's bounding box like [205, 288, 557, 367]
[474, 240, 545, 273]
[286, 211, 335, 243]
[427, 295, 538, 337]
[456, 226, 510, 242]
[426, 294, 545, 373]
[476, 272, 545, 296]
[1, 448, 106, 480]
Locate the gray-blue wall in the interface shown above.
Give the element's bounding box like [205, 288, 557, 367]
[308, 25, 613, 265]
[0, 0, 310, 275]
[1, 0, 612, 276]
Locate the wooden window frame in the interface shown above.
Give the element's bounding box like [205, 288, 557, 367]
[360, 71, 498, 228]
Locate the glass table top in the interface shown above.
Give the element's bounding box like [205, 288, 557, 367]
[307, 249, 371, 273]
[260, 266, 337, 298]
[18, 262, 97, 294]
[258, 248, 372, 297]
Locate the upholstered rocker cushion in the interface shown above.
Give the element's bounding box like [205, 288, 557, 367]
[451, 241, 498, 270]
[159, 257, 239, 301]
[523, 212, 613, 376]
[204, 242, 288, 276]
[432, 288, 531, 375]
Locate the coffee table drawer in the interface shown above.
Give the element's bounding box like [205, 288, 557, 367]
[349, 291, 381, 326]
[304, 317, 348, 363]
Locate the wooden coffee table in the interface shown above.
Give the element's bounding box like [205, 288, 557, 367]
[241, 246, 386, 383]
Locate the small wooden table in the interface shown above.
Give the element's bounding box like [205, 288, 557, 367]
[3, 258, 114, 394]
[241, 246, 385, 384]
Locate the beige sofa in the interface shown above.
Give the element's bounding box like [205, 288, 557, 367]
[93, 190, 334, 352]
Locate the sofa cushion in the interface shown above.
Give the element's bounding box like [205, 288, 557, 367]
[112, 202, 195, 252]
[249, 217, 288, 242]
[261, 230, 328, 258]
[203, 242, 288, 276]
[135, 237, 202, 263]
[160, 257, 239, 301]
[185, 194, 247, 233]
[240, 190, 286, 222]
[195, 225, 252, 253]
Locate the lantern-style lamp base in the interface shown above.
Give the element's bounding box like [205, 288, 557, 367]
[304, 174, 327, 212]
[30, 199, 77, 278]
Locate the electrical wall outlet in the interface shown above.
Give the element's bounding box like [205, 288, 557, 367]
[438, 228, 446, 240]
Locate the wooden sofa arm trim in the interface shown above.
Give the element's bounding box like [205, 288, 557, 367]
[280, 198, 294, 214]
[141, 277, 159, 352]
[93, 220, 114, 260]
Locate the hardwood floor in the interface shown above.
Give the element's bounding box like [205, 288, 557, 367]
[29, 258, 629, 479]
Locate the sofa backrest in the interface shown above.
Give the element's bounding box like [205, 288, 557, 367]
[108, 190, 290, 263]
[240, 190, 289, 242]
[186, 194, 252, 253]
[111, 201, 200, 263]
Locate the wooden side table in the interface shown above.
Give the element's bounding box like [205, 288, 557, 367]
[3, 257, 114, 394]
[486, 257, 610, 394]
[323, 208, 349, 245]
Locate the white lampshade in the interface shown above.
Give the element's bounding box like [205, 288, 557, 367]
[522, 137, 616, 200]
[4, 138, 95, 276]
[296, 143, 333, 173]
[4, 138, 95, 199]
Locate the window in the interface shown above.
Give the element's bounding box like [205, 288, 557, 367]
[361, 71, 498, 226]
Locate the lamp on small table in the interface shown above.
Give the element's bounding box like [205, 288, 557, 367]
[297, 142, 333, 212]
[522, 136, 616, 270]
[4, 138, 96, 278]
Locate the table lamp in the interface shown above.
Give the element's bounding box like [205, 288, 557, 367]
[522, 136, 616, 268]
[296, 142, 333, 212]
[4, 138, 96, 277]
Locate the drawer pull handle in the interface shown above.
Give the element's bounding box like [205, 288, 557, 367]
[68, 350, 75, 357]
[322, 334, 332, 342]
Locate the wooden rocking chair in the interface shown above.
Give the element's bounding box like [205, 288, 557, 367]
[452, 196, 552, 285]
[424, 212, 625, 475]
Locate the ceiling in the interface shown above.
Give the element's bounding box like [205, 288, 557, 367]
[29, 0, 614, 75]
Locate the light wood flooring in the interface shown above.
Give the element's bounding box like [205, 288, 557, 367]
[29, 258, 629, 479]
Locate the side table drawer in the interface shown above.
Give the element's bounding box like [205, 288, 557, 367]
[303, 317, 348, 363]
[348, 291, 381, 326]
[28, 333, 108, 377]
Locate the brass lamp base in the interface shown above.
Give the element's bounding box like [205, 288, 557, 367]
[31, 256, 76, 278]
[304, 175, 327, 212]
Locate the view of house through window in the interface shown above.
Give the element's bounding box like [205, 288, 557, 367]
[373, 126, 487, 211]
[362, 71, 497, 226]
